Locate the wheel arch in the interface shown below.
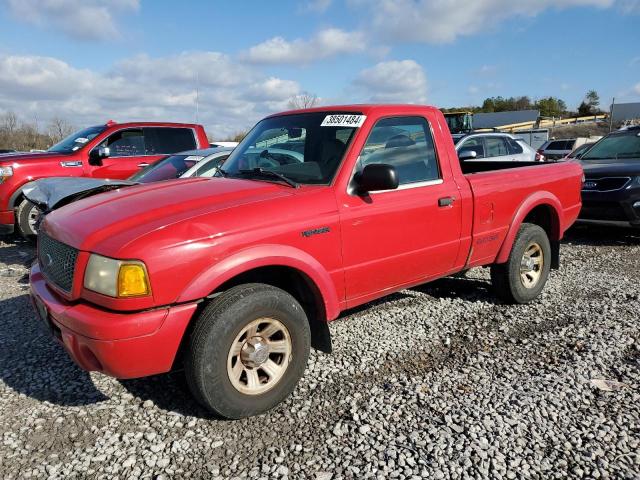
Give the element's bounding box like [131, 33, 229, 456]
[495, 192, 562, 267]
[177, 245, 339, 353]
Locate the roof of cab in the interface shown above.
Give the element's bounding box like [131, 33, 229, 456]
[266, 104, 441, 118]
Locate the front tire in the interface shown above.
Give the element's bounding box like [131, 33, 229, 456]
[184, 283, 310, 419]
[16, 199, 41, 237]
[490, 223, 551, 304]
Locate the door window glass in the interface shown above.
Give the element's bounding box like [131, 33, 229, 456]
[101, 129, 145, 157]
[458, 137, 485, 158]
[485, 137, 509, 157]
[358, 116, 440, 185]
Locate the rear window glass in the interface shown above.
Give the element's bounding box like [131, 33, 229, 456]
[547, 141, 565, 150]
[144, 128, 197, 155]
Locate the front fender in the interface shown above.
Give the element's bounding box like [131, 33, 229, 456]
[495, 191, 562, 264]
[177, 244, 341, 321]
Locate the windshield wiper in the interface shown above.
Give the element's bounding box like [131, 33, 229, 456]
[237, 168, 299, 188]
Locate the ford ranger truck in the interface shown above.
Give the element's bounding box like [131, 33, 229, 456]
[0, 121, 209, 236]
[29, 105, 583, 419]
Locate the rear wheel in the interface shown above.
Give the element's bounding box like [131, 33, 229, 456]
[184, 283, 310, 419]
[490, 223, 551, 304]
[16, 199, 41, 237]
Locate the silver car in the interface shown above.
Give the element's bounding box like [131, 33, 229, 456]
[454, 133, 538, 162]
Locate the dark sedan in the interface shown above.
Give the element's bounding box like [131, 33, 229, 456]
[578, 126, 640, 227]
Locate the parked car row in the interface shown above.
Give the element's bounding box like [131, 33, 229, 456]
[25, 104, 584, 418]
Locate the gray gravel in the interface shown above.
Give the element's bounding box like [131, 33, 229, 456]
[0, 226, 639, 479]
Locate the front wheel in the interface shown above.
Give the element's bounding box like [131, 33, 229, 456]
[16, 199, 41, 237]
[184, 283, 310, 419]
[490, 223, 551, 304]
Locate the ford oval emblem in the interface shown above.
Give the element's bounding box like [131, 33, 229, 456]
[583, 181, 597, 190]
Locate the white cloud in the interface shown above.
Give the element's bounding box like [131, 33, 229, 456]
[0, 53, 302, 139]
[4, 0, 140, 41]
[634, 83, 640, 95]
[353, 60, 428, 103]
[360, 0, 615, 43]
[243, 28, 367, 64]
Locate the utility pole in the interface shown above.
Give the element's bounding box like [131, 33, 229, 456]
[609, 97, 615, 132]
[195, 71, 200, 124]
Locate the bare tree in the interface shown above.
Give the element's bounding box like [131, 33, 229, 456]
[0, 111, 18, 135]
[287, 92, 319, 110]
[48, 117, 75, 143]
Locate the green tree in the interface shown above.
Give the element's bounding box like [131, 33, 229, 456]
[586, 90, 600, 111]
[535, 97, 567, 117]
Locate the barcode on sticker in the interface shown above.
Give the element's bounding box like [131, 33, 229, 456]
[321, 114, 366, 128]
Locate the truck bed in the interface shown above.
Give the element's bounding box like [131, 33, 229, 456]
[460, 160, 583, 268]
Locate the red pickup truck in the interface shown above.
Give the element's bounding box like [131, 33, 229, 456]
[0, 121, 209, 236]
[30, 105, 583, 418]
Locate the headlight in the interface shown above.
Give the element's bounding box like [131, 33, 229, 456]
[84, 254, 151, 298]
[0, 166, 13, 183]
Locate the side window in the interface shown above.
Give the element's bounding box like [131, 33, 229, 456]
[101, 129, 145, 157]
[458, 137, 485, 159]
[507, 138, 524, 154]
[564, 140, 575, 150]
[195, 155, 230, 177]
[485, 137, 509, 157]
[358, 116, 440, 186]
[144, 127, 197, 155]
[547, 141, 564, 150]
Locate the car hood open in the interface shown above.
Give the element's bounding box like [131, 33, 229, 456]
[23, 177, 138, 212]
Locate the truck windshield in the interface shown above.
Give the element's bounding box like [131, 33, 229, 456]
[220, 112, 361, 185]
[47, 125, 107, 154]
[581, 131, 640, 161]
[129, 154, 204, 183]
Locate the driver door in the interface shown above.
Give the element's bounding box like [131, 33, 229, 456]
[87, 128, 159, 179]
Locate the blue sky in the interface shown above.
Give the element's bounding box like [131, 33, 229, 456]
[0, 0, 638, 138]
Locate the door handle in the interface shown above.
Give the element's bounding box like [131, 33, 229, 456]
[137, 162, 150, 168]
[438, 196, 455, 207]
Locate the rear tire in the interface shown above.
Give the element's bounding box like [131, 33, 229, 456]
[184, 283, 310, 419]
[16, 199, 41, 237]
[490, 223, 551, 304]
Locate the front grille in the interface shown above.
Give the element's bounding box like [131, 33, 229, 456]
[38, 232, 78, 293]
[582, 176, 631, 192]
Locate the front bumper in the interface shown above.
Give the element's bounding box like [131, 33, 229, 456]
[579, 186, 640, 227]
[0, 209, 15, 235]
[29, 262, 198, 379]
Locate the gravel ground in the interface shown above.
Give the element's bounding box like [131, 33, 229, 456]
[0, 226, 639, 480]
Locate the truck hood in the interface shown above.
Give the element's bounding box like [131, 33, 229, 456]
[43, 177, 293, 254]
[23, 177, 137, 211]
[580, 158, 640, 177]
[0, 151, 65, 165]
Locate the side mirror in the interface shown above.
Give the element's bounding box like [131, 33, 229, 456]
[356, 163, 399, 194]
[458, 149, 478, 161]
[89, 147, 110, 166]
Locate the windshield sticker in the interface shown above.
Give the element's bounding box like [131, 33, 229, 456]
[184, 155, 204, 161]
[74, 137, 89, 144]
[321, 114, 366, 128]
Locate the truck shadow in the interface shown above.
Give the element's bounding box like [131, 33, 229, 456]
[0, 294, 108, 406]
[410, 275, 497, 303]
[564, 224, 640, 246]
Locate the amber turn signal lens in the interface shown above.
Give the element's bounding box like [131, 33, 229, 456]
[117, 264, 150, 297]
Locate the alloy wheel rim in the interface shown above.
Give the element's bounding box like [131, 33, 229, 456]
[227, 317, 292, 395]
[520, 242, 544, 288]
